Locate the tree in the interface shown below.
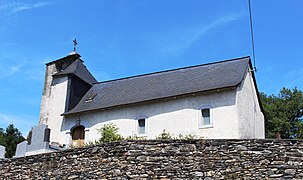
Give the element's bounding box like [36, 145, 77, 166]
[0, 128, 4, 144]
[0, 127, 3, 136]
[260, 87, 303, 139]
[0, 124, 25, 158]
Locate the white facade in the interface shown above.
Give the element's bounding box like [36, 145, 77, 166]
[61, 89, 238, 145]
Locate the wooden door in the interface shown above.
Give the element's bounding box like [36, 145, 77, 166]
[72, 126, 85, 147]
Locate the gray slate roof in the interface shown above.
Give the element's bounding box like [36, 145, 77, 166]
[54, 59, 97, 85]
[64, 57, 250, 115]
[46, 53, 81, 65]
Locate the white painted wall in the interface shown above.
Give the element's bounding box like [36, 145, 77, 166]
[60, 89, 240, 145]
[45, 76, 69, 143]
[236, 69, 265, 138]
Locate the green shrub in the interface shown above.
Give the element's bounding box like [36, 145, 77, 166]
[156, 129, 173, 140]
[97, 123, 122, 143]
[85, 140, 101, 147]
[178, 134, 198, 140]
[125, 134, 147, 140]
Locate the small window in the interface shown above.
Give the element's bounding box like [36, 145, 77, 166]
[138, 119, 145, 134]
[202, 109, 210, 125]
[85, 93, 97, 103]
[198, 105, 213, 128]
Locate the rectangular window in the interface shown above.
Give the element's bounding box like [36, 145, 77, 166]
[202, 109, 210, 126]
[138, 119, 145, 134]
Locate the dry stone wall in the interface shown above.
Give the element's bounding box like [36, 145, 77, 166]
[0, 139, 303, 179]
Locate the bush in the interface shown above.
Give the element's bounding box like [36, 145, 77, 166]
[178, 134, 199, 140]
[97, 123, 122, 143]
[156, 129, 173, 140]
[125, 134, 146, 140]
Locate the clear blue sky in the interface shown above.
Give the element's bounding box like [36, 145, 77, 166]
[0, 0, 302, 135]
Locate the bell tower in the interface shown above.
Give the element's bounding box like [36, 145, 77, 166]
[39, 53, 80, 125]
[38, 49, 97, 144]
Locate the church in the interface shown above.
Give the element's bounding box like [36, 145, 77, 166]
[38, 52, 265, 147]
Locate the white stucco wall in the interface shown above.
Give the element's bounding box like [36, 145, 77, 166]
[59, 89, 240, 145]
[45, 76, 69, 143]
[236, 69, 265, 139]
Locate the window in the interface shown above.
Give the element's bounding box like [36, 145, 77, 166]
[201, 109, 210, 125]
[136, 115, 148, 135]
[85, 93, 97, 103]
[138, 119, 146, 134]
[198, 105, 213, 128]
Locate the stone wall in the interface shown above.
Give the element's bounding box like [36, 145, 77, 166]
[0, 139, 303, 179]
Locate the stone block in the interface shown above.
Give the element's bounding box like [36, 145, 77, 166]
[27, 124, 50, 152]
[15, 141, 28, 157]
[0, 145, 5, 158]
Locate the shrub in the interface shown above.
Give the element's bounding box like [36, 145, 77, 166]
[125, 134, 147, 140]
[84, 140, 101, 147]
[156, 129, 173, 140]
[178, 134, 199, 140]
[97, 123, 122, 143]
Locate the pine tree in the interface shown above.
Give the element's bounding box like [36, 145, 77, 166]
[0, 124, 25, 158]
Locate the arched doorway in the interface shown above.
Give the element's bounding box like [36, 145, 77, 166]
[71, 125, 85, 147]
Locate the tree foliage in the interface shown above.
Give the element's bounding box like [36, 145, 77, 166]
[0, 128, 4, 137]
[97, 123, 122, 143]
[0, 124, 25, 158]
[260, 87, 303, 139]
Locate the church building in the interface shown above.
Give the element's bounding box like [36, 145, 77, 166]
[39, 53, 265, 147]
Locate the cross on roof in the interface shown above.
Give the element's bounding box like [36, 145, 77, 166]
[73, 38, 78, 52]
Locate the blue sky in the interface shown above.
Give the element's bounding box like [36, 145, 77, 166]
[0, 0, 303, 135]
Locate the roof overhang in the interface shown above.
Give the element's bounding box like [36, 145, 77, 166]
[62, 85, 239, 116]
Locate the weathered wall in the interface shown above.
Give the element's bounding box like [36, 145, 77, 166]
[62, 89, 239, 145]
[39, 55, 78, 143]
[47, 76, 69, 143]
[39, 63, 57, 125]
[237, 69, 265, 138]
[39, 62, 70, 143]
[1, 139, 303, 179]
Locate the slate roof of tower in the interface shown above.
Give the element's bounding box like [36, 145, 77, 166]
[63, 56, 251, 115]
[46, 53, 81, 65]
[54, 59, 97, 85]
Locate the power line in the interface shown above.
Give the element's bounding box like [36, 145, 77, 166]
[248, 0, 257, 72]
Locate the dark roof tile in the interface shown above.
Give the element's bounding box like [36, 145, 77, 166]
[64, 57, 250, 115]
[54, 59, 97, 85]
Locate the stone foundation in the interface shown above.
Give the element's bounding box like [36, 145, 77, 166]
[0, 139, 303, 179]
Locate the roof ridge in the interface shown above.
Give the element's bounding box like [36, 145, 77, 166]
[46, 53, 82, 65]
[93, 56, 250, 85]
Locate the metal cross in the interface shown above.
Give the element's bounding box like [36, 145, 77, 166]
[73, 38, 78, 52]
